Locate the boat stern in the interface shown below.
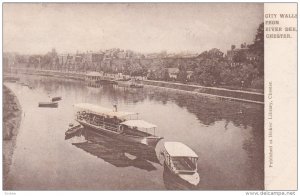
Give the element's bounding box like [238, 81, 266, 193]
[178, 172, 200, 186]
[141, 136, 163, 147]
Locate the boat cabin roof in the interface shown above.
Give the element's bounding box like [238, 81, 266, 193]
[120, 120, 157, 129]
[74, 103, 135, 119]
[164, 142, 198, 158]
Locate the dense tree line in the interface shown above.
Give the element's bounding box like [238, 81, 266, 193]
[10, 23, 264, 89]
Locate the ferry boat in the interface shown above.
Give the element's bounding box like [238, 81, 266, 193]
[74, 103, 163, 147]
[85, 71, 103, 83]
[162, 142, 200, 186]
[85, 72, 117, 85]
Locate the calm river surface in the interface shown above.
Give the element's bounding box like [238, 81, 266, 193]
[5, 74, 264, 190]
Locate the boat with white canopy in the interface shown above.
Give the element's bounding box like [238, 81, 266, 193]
[85, 71, 103, 82]
[74, 103, 163, 147]
[162, 142, 200, 186]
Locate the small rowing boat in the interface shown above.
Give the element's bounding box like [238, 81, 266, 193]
[38, 102, 58, 108]
[51, 96, 62, 102]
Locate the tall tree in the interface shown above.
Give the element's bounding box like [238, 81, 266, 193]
[250, 23, 264, 57]
[249, 23, 264, 76]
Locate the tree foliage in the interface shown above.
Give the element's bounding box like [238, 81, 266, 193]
[249, 22, 264, 76]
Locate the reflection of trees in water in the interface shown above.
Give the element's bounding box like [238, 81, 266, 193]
[27, 75, 264, 189]
[24, 75, 263, 128]
[90, 85, 264, 189]
[143, 87, 264, 189]
[94, 85, 148, 105]
[242, 114, 264, 189]
[28, 76, 86, 95]
[143, 87, 263, 127]
[98, 84, 263, 129]
[67, 129, 159, 171]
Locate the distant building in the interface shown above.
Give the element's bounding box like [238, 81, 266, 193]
[85, 52, 104, 63]
[208, 48, 224, 58]
[226, 43, 259, 66]
[186, 71, 194, 80]
[58, 54, 72, 65]
[75, 55, 84, 63]
[226, 45, 248, 62]
[167, 68, 180, 79]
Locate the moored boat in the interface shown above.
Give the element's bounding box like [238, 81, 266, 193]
[162, 142, 200, 186]
[117, 78, 144, 88]
[38, 102, 58, 108]
[74, 103, 163, 147]
[130, 83, 144, 88]
[85, 71, 103, 83]
[51, 96, 62, 102]
[65, 123, 82, 136]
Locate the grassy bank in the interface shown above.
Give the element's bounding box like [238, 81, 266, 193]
[3, 85, 22, 189]
[142, 80, 264, 103]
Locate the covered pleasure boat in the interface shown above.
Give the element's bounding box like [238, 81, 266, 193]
[74, 103, 163, 147]
[162, 142, 200, 186]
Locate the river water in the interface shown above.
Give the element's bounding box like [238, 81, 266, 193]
[5, 74, 264, 190]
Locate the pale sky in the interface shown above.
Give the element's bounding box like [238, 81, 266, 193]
[3, 3, 263, 54]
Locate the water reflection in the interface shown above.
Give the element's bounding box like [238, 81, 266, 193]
[66, 128, 160, 171]
[66, 128, 202, 190]
[7, 74, 264, 189]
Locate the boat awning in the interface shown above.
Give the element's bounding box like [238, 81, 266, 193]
[120, 120, 157, 129]
[74, 103, 135, 119]
[164, 142, 198, 158]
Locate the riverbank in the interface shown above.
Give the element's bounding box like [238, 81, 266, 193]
[3, 85, 22, 189]
[141, 80, 264, 104]
[6, 68, 264, 104]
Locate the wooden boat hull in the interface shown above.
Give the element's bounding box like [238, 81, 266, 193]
[163, 163, 200, 189]
[51, 97, 62, 102]
[76, 120, 162, 148]
[38, 102, 58, 108]
[65, 125, 82, 136]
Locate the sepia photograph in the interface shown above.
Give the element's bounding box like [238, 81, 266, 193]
[3, 3, 266, 190]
